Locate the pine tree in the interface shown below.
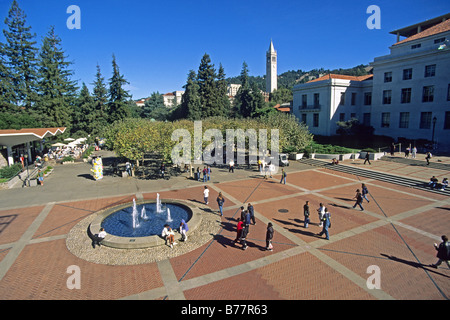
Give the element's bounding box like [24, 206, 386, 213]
[35, 26, 77, 128]
[0, 42, 14, 110]
[197, 53, 219, 117]
[2, 0, 38, 108]
[234, 62, 254, 118]
[91, 64, 109, 132]
[181, 70, 202, 120]
[216, 63, 231, 117]
[108, 54, 131, 123]
[72, 83, 94, 134]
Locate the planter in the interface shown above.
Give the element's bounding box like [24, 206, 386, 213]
[289, 153, 304, 160]
[359, 152, 385, 161]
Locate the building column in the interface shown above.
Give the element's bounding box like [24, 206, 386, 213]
[26, 142, 32, 162]
[6, 145, 14, 166]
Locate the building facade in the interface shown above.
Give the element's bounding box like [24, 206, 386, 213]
[266, 40, 277, 93]
[292, 14, 450, 150]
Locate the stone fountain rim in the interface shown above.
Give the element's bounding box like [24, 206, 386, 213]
[89, 199, 201, 249]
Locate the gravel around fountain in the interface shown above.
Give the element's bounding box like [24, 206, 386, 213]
[66, 202, 222, 266]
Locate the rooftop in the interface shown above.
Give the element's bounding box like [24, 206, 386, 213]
[306, 74, 373, 84]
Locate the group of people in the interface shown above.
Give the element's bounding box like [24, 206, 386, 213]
[428, 176, 448, 190]
[303, 201, 331, 240]
[161, 219, 189, 248]
[196, 166, 212, 182]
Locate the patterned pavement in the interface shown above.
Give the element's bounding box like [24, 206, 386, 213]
[0, 152, 448, 301]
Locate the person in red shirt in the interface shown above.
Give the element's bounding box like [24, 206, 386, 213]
[234, 218, 244, 243]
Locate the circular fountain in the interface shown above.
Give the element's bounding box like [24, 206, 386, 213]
[88, 194, 202, 249]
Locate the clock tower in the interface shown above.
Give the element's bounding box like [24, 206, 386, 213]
[266, 40, 277, 93]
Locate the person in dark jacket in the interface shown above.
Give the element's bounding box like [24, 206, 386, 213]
[430, 235, 450, 269]
[266, 222, 274, 251]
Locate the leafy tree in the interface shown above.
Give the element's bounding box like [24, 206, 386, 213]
[34, 26, 77, 129]
[269, 87, 292, 104]
[2, 0, 39, 108]
[108, 54, 131, 123]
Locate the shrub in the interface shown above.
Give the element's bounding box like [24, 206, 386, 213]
[0, 163, 22, 179]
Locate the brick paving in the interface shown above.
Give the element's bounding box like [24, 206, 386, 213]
[0, 151, 448, 301]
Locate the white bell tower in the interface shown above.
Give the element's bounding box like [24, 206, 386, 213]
[266, 40, 277, 93]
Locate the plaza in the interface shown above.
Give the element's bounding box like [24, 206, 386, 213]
[0, 151, 448, 300]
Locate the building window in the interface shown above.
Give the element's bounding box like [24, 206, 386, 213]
[350, 113, 356, 119]
[384, 72, 392, 83]
[313, 113, 319, 127]
[383, 90, 392, 104]
[399, 112, 409, 128]
[401, 88, 411, 104]
[447, 84, 450, 101]
[411, 43, 421, 49]
[403, 68, 412, 80]
[302, 94, 307, 108]
[351, 93, 356, 106]
[420, 112, 432, 129]
[301, 113, 307, 124]
[444, 112, 450, 130]
[339, 113, 345, 122]
[364, 92, 372, 105]
[314, 93, 320, 107]
[363, 113, 371, 126]
[422, 86, 434, 102]
[424, 64, 436, 77]
[381, 113, 390, 128]
[434, 37, 446, 44]
[340, 92, 345, 105]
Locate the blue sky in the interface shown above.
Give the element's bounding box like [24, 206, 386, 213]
[1, 0, 449, 99]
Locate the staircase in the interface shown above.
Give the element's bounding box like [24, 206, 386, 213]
[299, 158, 450, 196]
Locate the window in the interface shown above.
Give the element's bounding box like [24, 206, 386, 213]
[301, 113, 307, 124]
[314, 93, 320, 107]
[420, 112, 432, 129]
[445, 112, 450, 130]
[339, 113, 345, 122]
[399, 112, 409, 128]
[363, 113, 371, 126]
[313, 113, 319, 127]
[424, 64, 436, 77]
[422, 86, 434, 102]
[340, 92, 345, 105]
[302, 94, 307, 108]
[384, 72, 392, 83]
[403, 68, 412, 80]
[381, 113, 390, 128]
[364, 92, 372, 105]
[350, 113, 356, 119]
[411, 43, 421, 49]
[351, 93, 356, 106]
[434, 37, 446, 44]
[401, 88, 411, 104]
[447, 84, 450, 101]
[383, 90, 392, 104]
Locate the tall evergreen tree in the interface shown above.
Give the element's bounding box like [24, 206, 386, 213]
[234, 61, 254, 118]
[91, 64, 109, 132]
[216, 63, 231, 117]
[72, 83, 94, 134]
[35, 26, 77, 128]
[181, 70, 202, 120]
[2, 0, 38, 108]
[0, 42, 14, 110]
[197, 53, 219, 117]
[108, 54, 131, 123]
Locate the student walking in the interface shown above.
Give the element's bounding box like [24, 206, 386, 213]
[317, 203, 325, 227]
[203, 186, 209, 205]
[216, 192, 225, 216]
[361, 183, 370, 203]
[303, 200, 310, 228]
[430, 235, 450, 269]
[352, 189, 364, 211]
[266, 222, 274, 251]
[234, 218, 244, 243]
[317, 208, 331, 240]
[364, 152, 371, 165]
[411, 146, 417, 159]
[247, 203, 256, 225]
[280, 168, 287, 184]
[425, 152, 432, 165]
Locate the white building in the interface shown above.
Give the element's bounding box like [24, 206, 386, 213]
[292, 13, 450, 150]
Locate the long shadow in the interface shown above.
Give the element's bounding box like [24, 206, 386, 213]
[0, 214, 17, 235]
[381, 254, 450, 278]
[77, 173, 96, 181]
[273, 218, 317, 237]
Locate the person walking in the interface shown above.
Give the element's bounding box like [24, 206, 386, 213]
[203, 186, 209, 205]
[303, 200, 310, 228]
[430, 235, 450, 269]
[361, 183, 370, 203]
[234, 218, 244, 243]
[411, 146, 417, 159]
[280, 168, 287, 184]
[229, 160, 235, 173]
[425, 152, 432, 165]
[317, 208, 331, 240]
[244, 209, 252, 235]
[364, 152, 371, 165]
[202, 166, 207, 182]
[352, 189, 364, 211]
[207, 165, 211, 181]
[266, 222, 274, 251]
[247, 203, 255, 225]
[216, 192, 225, 216]
[179, 219, 189, 242]
[317, 203, 325, 227]
[37, 169, 44, 186]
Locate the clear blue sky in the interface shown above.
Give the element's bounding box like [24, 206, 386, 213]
[1, 0, 449, 99]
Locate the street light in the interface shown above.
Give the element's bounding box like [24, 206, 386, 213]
[24, 154, 30, 187]
[431, 116, 437, 150]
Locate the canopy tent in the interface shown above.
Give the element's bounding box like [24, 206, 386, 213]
[51, 142, 66, 147]
[0, 127, 66, 166]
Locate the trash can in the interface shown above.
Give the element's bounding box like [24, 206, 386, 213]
[194, 172, 199, 180]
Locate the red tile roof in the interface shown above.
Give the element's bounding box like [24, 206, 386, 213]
[394, 18, 450, 45]
[306, 74, 373, 83]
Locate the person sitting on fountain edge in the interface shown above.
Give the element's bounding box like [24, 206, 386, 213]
[92, 228, 106, 249]
[162, 224, 176, 248]
[179, 219, 189, 242]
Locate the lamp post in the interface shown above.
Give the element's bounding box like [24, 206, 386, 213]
[431, 116, 437, 150]
[24, 154, 29, 187]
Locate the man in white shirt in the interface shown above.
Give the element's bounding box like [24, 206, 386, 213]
[92, 228, 106, 248]
[203, 186, 209, 204]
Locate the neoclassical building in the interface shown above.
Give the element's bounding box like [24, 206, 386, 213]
[292, 13, 450, 150]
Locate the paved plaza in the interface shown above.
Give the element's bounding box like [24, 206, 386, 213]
[0, 151, 448, 301]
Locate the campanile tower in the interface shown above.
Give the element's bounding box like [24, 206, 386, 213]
[266, 40, 277, 93]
